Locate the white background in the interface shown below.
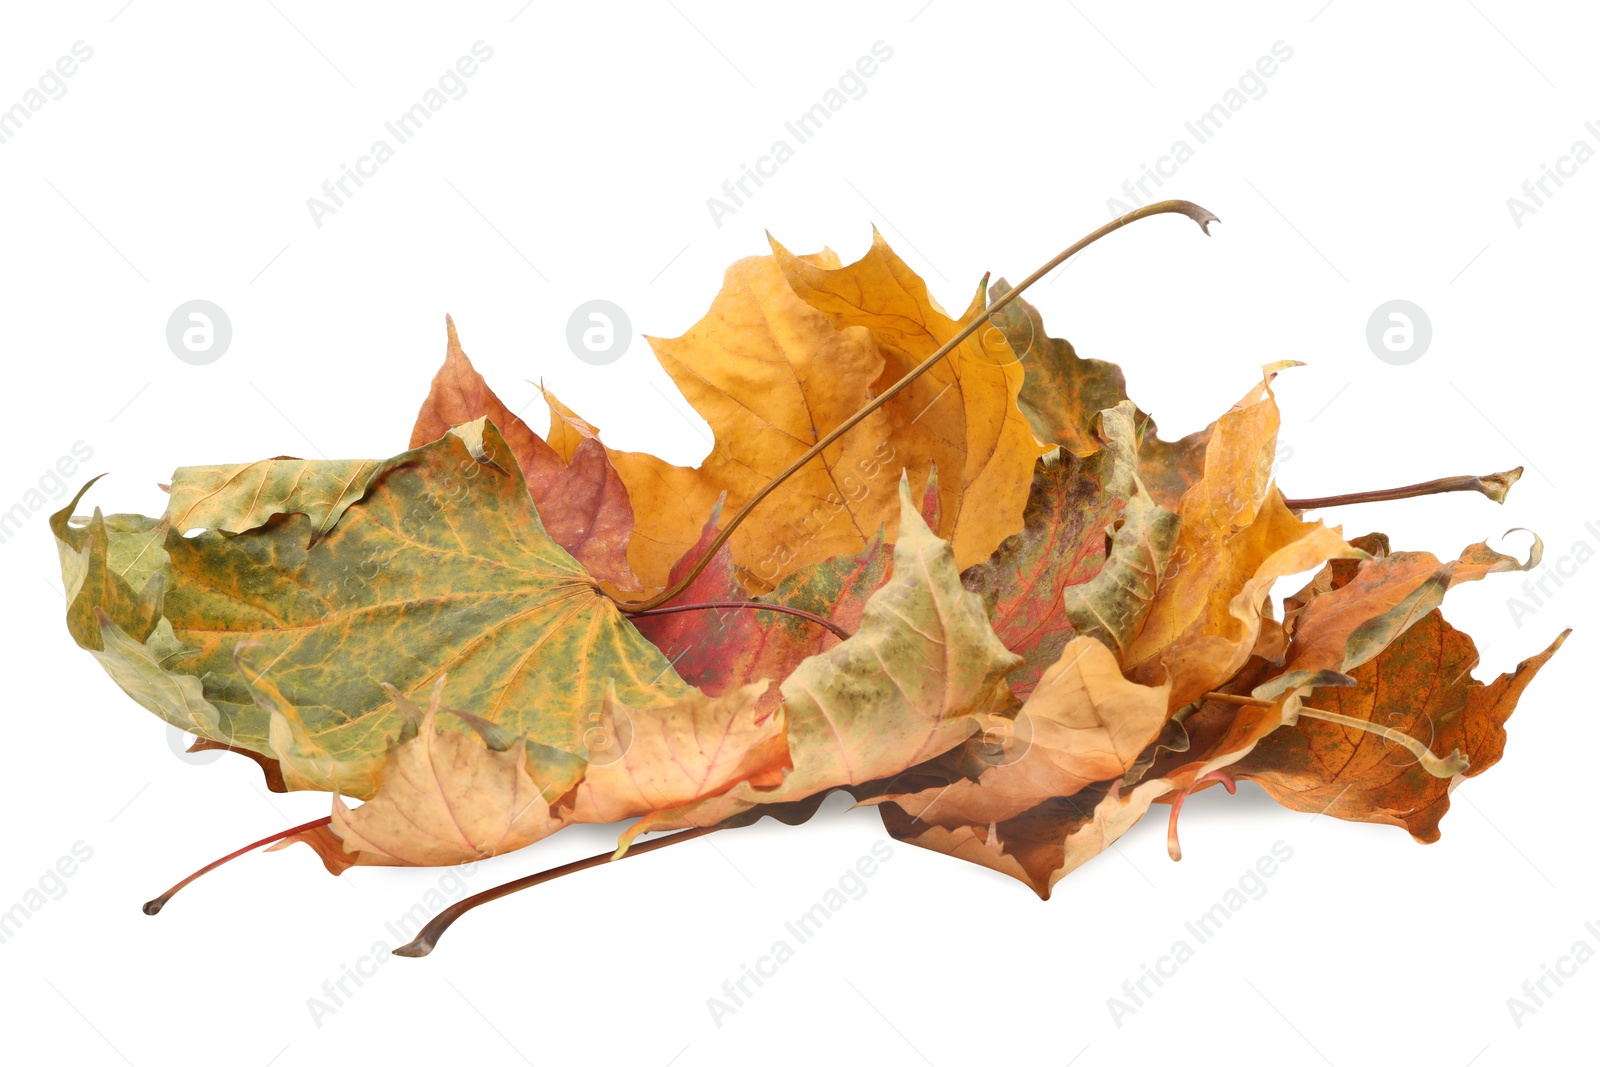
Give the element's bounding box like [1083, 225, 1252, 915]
[1, 2, 1594, 1064]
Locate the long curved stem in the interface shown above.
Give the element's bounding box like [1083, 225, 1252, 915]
[1283, 467, 1522, 511]
[615, 200, 1218, 613]
[143, 815, 332, 915]
[1198, 693, 1466, 778]
[628, 600, 851, 640]
[1296, 705, 1467, 777]
[393, 826, 723, 957]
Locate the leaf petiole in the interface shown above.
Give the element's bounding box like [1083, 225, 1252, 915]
[1295, 705, 1468, 778]
[393, 825, 724, 958]
[628, 600, 851, 640]
[1166, 770, 1235, 861]
[143, 815, 333, 915]
[1197, 692, 1466, 778]
[1282, 467, 1522, 511]
[1197, 692, 1276, 708]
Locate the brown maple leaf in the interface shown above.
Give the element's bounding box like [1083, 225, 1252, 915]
[1228, 612, 1567, 840]
[1267, 532, 1541, 688]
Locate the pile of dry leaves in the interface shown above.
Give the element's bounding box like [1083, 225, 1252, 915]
[53, 202, 1565, 953]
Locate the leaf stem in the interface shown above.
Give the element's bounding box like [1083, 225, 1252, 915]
[143, 815, 333, 915]
[615, 200, 1219, 614]
[1199, 692, 1276, 708]
[1296, 705, 1468, 778]
[1166, 770, 1235, 861]
[628, 600, 851, 640]
[1282, 467, 1522, 511]
[392, 826, 724, 957]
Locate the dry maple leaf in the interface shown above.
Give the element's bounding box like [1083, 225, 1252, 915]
[773, 474, 1021, 793]
[558, 236, 1048, 595]
[957, 411, 1133, 699]
[165, 457, 389, 542]
[986, 279, 1210, 507]
[564, 251, 910, 594]
[327, 680, 565, 867]
[566, 680, 786, 826]
[1263, 531, 1542, 692]
[82, 608, 219, 742]
[1119, 367, 1364, 708]
[57, 418, 692, 798]
[960, 401, 1182, 691]
[879, 780, 1171, 899]
[772, 232, 1049, 576]
[411, 317, 641, 590]
[51, 483, 164, 653]
[1224, 613, 1567, 840]
[869, 635, 1172, 828]
[294, 678, 788, 868]
[983, 279, 1129, 457]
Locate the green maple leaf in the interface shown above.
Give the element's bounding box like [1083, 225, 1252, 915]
[55, 419, 688, 798]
